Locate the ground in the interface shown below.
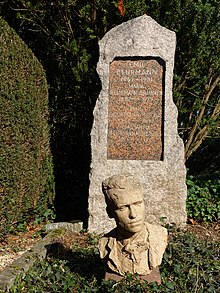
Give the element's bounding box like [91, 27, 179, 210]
[0, 224, 42, 272]
[0, 221, 219, 273]
[182, 220, 220, 242]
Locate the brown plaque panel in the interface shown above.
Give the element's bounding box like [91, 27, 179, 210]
[107, 58, 164, 160]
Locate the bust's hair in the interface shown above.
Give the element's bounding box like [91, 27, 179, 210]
[102, 173, 142, 192]
[102, 173, 143, 217]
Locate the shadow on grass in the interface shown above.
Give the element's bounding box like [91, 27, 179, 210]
[45, 242, 105, 282]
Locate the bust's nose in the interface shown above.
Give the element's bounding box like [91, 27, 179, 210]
[129, 205, 137, 219]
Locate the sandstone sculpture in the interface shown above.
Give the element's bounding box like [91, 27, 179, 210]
[99, 173, 167, 279]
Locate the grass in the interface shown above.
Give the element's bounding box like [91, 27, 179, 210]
[6, 225, 219, 293]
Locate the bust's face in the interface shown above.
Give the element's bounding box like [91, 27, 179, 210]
[108, 188, 145, 234]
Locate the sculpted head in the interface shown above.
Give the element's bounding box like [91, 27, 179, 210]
[102, 173, 145, 235]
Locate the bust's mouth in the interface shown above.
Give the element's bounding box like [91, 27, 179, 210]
[128, 219, 143, 225]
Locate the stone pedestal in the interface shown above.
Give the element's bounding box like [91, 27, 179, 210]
[105, 267, 161, 284]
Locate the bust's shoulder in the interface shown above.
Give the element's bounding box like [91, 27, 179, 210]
[144, 222, 168, 238]
[98, 228, 117, 259]
[144, 222, 168, 269]
[103, 228, 117, 238]
[99, 228, 117, 247]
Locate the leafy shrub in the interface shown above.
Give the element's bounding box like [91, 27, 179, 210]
[0, 17, 55, 237]
[8, 229, 220, 292]
[186, 176, 220, 223]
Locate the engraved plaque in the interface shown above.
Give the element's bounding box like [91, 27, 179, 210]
[107, 58, 164, 160]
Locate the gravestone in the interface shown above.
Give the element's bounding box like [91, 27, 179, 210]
[88, 15, 187, 233]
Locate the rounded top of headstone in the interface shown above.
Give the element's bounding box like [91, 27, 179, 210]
[97, 14, 176, 68]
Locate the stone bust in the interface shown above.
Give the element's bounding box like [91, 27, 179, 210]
[99, 173, 167, 277]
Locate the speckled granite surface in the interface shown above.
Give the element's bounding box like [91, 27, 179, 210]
[88, 15, 187, 233]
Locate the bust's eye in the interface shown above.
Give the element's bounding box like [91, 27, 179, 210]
[134, 201, 142, 206]
[119, 206, 126, 211]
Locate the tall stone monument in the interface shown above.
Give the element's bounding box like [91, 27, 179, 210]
[88, 15, 187, 233]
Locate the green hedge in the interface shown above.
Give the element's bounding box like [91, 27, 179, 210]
[0, 18, 54, 236]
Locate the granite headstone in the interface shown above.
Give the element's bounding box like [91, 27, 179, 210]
[88, 15, 187, 233]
